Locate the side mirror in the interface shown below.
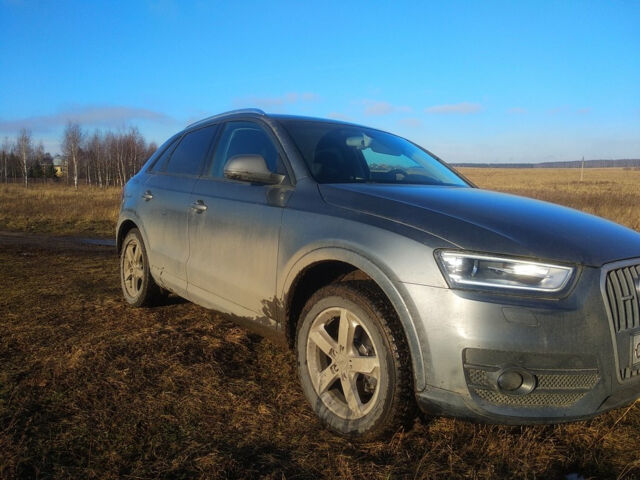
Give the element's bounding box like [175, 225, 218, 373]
[224, 154, 285, 185]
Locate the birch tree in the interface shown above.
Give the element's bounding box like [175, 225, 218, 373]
[34, 141, 45, 179]
[1, 137, 11, 183]
[16, 129, 31, 188]
[62, 122, 83, 190]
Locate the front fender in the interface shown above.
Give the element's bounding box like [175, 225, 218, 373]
[280, 245, 430, 391]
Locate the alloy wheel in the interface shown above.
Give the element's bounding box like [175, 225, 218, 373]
[122, 239, 145, 298]
[306, 307, 381, 420]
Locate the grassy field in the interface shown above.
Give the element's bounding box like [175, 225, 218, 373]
[1, 169, 639, 479]
[0, 167, 638, 237]
[0, 183, 121, 237]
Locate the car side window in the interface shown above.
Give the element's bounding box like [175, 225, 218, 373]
[163, 125, 217, 176]
[147, 136, 180, 172]
[209, 121, 283, 178]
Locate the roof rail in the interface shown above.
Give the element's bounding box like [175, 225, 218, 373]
[186, 108, 266, 129]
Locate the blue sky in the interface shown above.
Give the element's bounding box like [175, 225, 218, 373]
[0, 0, 638, 162]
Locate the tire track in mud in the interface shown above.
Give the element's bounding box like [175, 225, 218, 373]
[0, 230, 115, 253]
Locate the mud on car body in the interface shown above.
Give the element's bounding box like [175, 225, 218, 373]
[118, 109, 640, 440]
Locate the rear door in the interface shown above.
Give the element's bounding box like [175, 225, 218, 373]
[186, 120, 291, 326]
[139, 124, 218, 296]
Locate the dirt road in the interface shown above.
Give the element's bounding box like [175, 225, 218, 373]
[0, 230, 115, 252]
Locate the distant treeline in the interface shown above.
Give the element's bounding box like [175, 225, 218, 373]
[0, 124, 157, 189]
[453, 159, 640, 169]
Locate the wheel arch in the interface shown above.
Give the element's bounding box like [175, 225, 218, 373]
[281, 247, 427, 391]
[116, 219, 139, 254]
[116, 213, 151, 256]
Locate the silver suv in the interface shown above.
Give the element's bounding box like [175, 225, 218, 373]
[118, 109, 640, 440]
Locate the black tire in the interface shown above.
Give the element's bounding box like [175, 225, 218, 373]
[296, 281, 415, 441]
[120, 228, 162, 307]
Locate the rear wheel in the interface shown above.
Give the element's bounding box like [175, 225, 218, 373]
[120, 228, 161, 307]
[296, 281, 415, 440]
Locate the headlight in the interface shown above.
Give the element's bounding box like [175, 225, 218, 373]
[435, 251, 574, 293]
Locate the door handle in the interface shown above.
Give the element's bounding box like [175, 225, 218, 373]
[191, 200, 208, 213]
[142, 190, 153, 201]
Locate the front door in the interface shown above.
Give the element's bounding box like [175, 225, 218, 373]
[187, 121, 290, 328]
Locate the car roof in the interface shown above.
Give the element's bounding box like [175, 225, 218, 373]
[268, 113, 360, 127]
[185, 108, 267, 129]
[185, 109, 363, 131]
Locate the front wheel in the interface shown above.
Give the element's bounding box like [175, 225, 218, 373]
[120, 228, 161, 307]
[296, 282, 415, 440]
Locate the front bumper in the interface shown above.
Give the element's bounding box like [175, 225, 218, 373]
[403, 260, 640, 423]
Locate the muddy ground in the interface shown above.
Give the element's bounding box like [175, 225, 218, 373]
[1, 233, 638, 479]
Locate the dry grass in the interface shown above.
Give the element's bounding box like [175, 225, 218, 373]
[0, 168, 638, 239]
[1, 246, 639, 479]
[0, 184, 121, 237]
[1, 169, 640, 479]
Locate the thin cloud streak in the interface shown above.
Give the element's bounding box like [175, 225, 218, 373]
[398, 117, 423, 128]
[233, 92, 318, 108]
[0, 105, 173, 133]
[426, 102, 483, 114]
[362, 100, 411, 116]
[548, 106, 567, 115]
[327, 112, 351, 121]
[508, 107, 527, 114]
[548, 106, 592, 115]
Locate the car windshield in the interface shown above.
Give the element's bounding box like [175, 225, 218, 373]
[278, 119, 469, 186]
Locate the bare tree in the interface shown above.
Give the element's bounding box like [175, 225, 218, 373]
[34, 141, 45, 179]
[87, 130, 104, 187]
[4, 122, 155, 187]
[104, 132, 116, 187]
[1, 137, 11, 183]
[16, 129, 32, 188]
[62, 123, 83, 190]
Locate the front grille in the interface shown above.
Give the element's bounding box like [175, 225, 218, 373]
[602, 262, 640, 381]
[536, 373, 600, 390]
[466, 367, 600, 408]
[464, 349, 601, 409]
[468, 369, 600, 391]
[621, 367, 640, 381]
[604, 264, 640, 332]
[475, 389, 585, 407]
[468, 368, 489, 386]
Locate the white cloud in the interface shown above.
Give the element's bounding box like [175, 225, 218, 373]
[0, 105, 173, 133]
[362, 100, 411, 116]
[398, 117, 423, 128]
[548, 106, 567, 115]
[233, 92, 318, 108]
[507, 107, 527, 114]
[548, 106, 592, 115]
[327, 112, 351, 121]
[426, 102, 483, 114]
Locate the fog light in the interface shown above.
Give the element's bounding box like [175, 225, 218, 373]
[495, 367, 537, 396]
[498, 371, 523, 391]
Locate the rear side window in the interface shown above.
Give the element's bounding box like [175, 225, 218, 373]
[148, 136, 179, 172]
[209, 121, 282, 178]
[164, 125, 217, 176]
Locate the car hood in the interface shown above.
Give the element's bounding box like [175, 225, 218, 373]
[319, 184, 640, 267]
